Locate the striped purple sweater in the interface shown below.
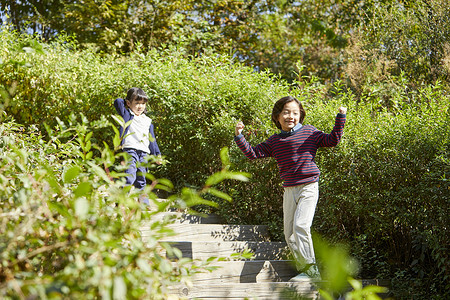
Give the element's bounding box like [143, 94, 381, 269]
[234, 114, 346, 187]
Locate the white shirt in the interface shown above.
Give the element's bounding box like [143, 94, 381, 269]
[122, 111, 152, 154]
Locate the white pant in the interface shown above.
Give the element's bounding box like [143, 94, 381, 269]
[283, 182, 319, 267]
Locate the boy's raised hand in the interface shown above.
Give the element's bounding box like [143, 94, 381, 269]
[339, 107, 347, 114]
[235, 121, 245, 136]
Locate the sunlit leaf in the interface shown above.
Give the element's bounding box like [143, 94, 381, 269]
[74, 181, 92, 198]
[48, 201, 70, 218]
[63, 165, 81, 183]
[205, 172, 226, 186]
[220, 146, 230, 168]
[85, 151, 93, 160]
[207, 187, 232, 202]
[137, 258, 152, 273]
[85, 131, 93, 142]
[75, 197, 89, 219]
[113, 276, 127, 300]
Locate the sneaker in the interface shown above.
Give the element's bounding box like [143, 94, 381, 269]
[289, 273, 310, 282]
[304, 264, 321, 280]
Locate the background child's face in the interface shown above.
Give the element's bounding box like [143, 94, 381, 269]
[278, 101, 300, 131]
[126, 99, 146, 116]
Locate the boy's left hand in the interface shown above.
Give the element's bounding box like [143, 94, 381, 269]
[339, 107, 347, 114]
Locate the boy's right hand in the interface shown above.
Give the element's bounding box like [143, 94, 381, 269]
[235, 121, 245, 136]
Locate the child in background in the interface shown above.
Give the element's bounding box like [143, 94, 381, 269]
[234, 96, 346, 281]
[114, 87, 161, 204]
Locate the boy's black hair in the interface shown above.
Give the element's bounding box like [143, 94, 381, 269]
[125, 87, 149, 103]
[271, 96, 306, 130]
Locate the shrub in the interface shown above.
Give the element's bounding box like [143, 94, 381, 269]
[315, 82, 450, 298]
[0, 28, 286, 189]
[0, 114, 186, 299]
[0, 112, 249, 299]
[1, 28, 449, 298]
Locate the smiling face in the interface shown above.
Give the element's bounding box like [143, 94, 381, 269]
[126, 99, 147, 116]
[277, 101, 301, 131]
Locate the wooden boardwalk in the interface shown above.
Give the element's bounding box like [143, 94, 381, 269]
[140, 211, 389, 299]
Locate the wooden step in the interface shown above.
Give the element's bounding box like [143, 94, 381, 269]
[169, 281, 319, 300]
[141, 223, 270, 242]
[169, 279, 391, 299]
[156, 241, 289, 260]
[191, 260, 297, 283]
[144, 211, 391, 299]
[149, 211, 224, 224]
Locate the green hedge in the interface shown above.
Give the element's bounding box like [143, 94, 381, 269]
[314, 87, 449, 298]
[0, 116, 188, 299]
[1, 29, 449, 298]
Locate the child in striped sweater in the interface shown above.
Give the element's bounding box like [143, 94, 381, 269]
[234, 96, 346, 281]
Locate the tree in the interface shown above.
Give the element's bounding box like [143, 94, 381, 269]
[3, 1, 447, 86]
[0, 0, 361, 82]
[345, 0, 450, 88]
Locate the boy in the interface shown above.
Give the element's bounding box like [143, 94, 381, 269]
[234, 96, 346, 280]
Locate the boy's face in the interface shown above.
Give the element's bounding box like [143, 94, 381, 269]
[126, 99, 146, 116]
[278, 101, 300, 131]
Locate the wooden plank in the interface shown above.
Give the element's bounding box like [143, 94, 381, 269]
[147, 211, 224, 225]
[169, 282, 319, 299]
[154, 241, 289, 260]
[141, 224, 270, 242]
[191, 260, 297, 283]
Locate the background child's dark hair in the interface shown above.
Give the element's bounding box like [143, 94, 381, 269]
[271, 96, 306, 129]
[125, 87, 148, 103]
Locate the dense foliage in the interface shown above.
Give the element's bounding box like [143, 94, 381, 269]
[0, 107, 249, 299]
[346, 0, 450, 91]
[1, 28, 449, 298]
[2, 1, 449, 85]
[0, 115, 187, 299]
[0, 31, 250, 298]
[222, 80, 449, 299]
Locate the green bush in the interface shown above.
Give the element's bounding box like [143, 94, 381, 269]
[0, 113, 249, 299]
[0, 115, 186, 299]
[221, 79, 449, 298]
[0, 28, 286, 188]
[314, 83, 449, 298]
[1, 29, 449, 298]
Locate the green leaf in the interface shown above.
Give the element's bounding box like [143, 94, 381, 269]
[362, 285, 388, 294]
[75, 197, 89, 219]
[157, 178, 174, 189]
[220, 146, 230, 168]
[225, 172, 250, 182]
[87, 161, 112, 182]
[113, 276, 127, 300]
[48, 201, 70, 218]
[181, 187, 219, 208]
[63, 165, 81, 183]
[85, 140, 92, 152]
[74, 181, 92, 198]
[85, 131, 93, 142]
[318, 289, 334, 300]
[111, 114, 124, 126]
[207, 187, 232, 202]
[85, 151, 93, 160]
[348, 277, 362, 290]
[205, 170, 249, 187]
[205, 172, 226, 187]
[136, 258, 152, 273]
[112, 127, 121, 149]
[43, 168, 62, 194]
